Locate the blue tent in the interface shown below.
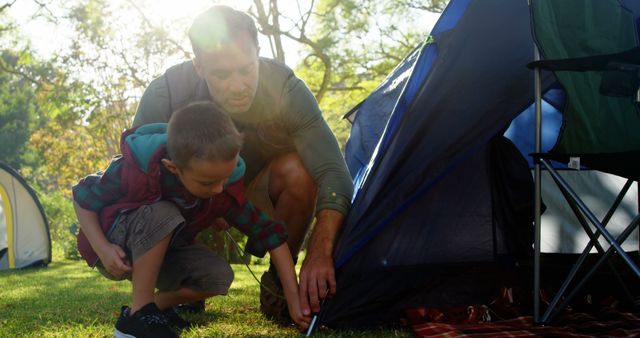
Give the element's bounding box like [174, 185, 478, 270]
[320, 0, 640, 328]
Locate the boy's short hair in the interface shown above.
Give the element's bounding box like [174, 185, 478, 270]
[167, 101, 243, 168]
[188, 5, 259, 57]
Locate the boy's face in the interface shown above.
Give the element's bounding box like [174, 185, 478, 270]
[163, 157, 239, 199]
[193, 31, 260, 115]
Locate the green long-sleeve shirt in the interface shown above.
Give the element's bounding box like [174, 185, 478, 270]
[133, 58, 353, 215]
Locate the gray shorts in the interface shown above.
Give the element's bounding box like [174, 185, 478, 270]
[97, 201, 234, 294]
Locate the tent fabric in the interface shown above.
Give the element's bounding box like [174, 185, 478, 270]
[321, 135, 537, 328]
[321, 0, 552, 328]
[336, 0, 555, 270]
[344, 46, 421, 183]
[325, 0, 640, 329]
[344, 0, 478, 185]
[0, 162, 51, 270]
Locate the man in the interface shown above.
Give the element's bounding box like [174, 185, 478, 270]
[132, 5, 353, 321]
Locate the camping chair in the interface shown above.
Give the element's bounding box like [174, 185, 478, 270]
[528, 0, 640, 324]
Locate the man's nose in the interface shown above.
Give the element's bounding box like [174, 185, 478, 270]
[229, 73, 246, 92]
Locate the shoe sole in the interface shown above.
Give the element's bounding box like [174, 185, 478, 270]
[114, 328, 136, 338]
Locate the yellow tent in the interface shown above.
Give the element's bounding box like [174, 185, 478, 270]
[0, 162, 51, 270]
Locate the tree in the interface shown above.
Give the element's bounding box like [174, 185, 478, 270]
[0, 2, 52, 170]
[253, 0, 447, 148]
[15, 0, 191, 192]
[4, 0, 449, 177]
[0, 50, 39, 168]
[1, 0, 448, 257]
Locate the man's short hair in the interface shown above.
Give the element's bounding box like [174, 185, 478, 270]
[188, 5, 259, 57]
[167, 101, 243, 168]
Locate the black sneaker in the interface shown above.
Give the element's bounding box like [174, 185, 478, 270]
[163, 307, 192, 329]
[259, 265, 291, 325]
[174, 300, 205, 314]
[114, 303, 177, 338]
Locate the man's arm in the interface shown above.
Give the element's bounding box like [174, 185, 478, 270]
[298, 209, 343, 315]
[283, 77, 353, 314]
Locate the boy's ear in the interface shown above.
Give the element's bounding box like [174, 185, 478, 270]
[161, 158, 179, 175]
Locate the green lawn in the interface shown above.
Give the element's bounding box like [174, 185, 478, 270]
[0, 256, 412, 337]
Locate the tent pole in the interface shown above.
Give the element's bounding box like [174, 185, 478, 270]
[533, 44, 543, 324]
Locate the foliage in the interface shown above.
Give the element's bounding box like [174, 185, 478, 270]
[0, 258, 413, 337]
[292, 0, 444, 149]
[38, 190, 81, 260]
[0, 0, 449, 265]
[0, 0, 190, 194]
[0, 50, 39, 168]
[246, 1, 446, 146]
[1, 0, 449, 182]
[0, 3, 450, 335]
[197, 228, 252, 264]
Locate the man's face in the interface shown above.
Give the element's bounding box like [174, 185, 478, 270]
[164, 157, 238, 199]
[194, 32, 259, 115]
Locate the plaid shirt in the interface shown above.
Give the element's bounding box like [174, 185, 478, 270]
[73, 124, 287, 265]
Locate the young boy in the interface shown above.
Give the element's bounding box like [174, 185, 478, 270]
[72, 101, 310, 338]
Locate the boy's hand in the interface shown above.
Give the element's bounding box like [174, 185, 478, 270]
[268, 243, 311, 331]
[97, 243, 132, 278]
[287, 295, 311, 331]
[212, 217, 231, 232]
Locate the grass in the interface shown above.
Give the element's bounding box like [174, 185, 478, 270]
[0, 251, 413, 337]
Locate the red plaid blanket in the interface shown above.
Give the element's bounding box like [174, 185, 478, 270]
[409, 308, 640, 337]
[405, 286, 640, 337]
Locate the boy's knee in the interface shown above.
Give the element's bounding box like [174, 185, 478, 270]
[199, 262, 234, 295]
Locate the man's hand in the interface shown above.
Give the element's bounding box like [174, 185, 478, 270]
[298, 209, 344, 316]
[299, 250, 336, 316]
[97, 242, 132, 278]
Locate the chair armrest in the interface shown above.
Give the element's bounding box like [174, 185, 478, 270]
[526, 46, 640, 71]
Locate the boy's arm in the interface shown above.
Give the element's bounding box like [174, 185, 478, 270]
[72, 157, 129, 275]
[73, 201, 131, 277]
[224, 190, 287, 258]
[223, 179, 308, 328]
[269, 243, 310, 331]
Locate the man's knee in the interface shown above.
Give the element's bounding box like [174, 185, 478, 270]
[269, 152, 317, 200]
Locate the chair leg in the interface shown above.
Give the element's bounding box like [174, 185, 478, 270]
[539, 161, 640, 323]
[544, 216, 640, 323]
[552, 176, 635, 296]
[542, 160, 640, 277]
